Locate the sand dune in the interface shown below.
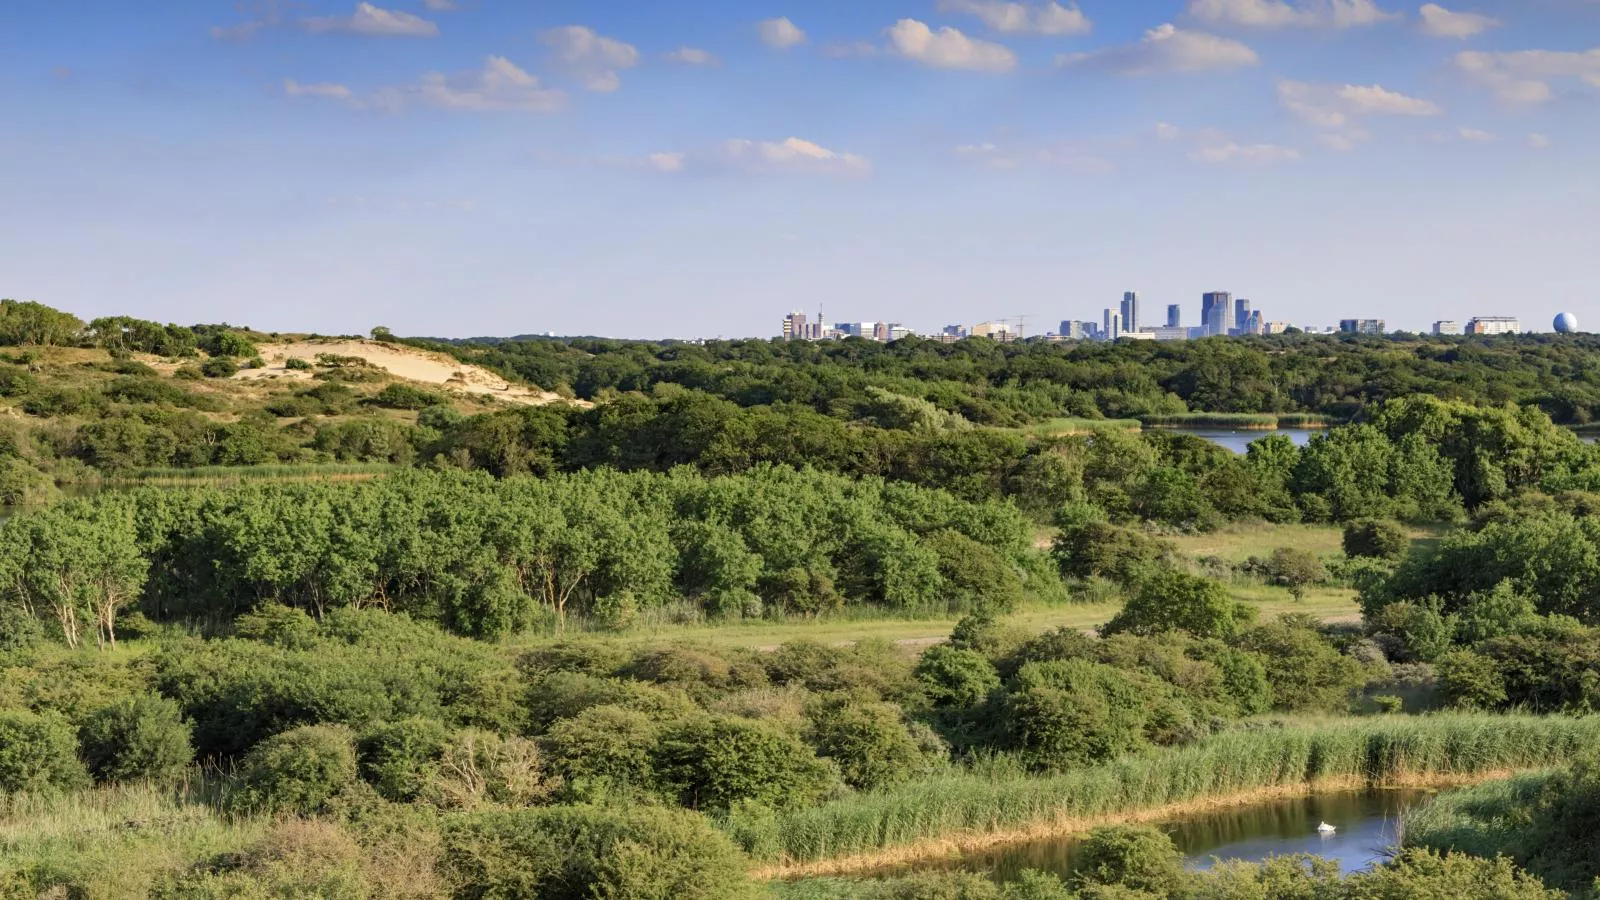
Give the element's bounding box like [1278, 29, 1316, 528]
[235, 339, 576, 406]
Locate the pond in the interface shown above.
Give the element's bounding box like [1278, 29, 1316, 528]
[927, 789, 1430, 884]
[1170, 428, 1318, 454]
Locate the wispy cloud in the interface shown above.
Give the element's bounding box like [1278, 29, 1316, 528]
[937, 0, 1092, 36]
[541, 26, 640, 92]
[1455, 47, 1600, 104]
[1418, 4, 1497, 38]
[663, 47, 719, 66]
[758, 17, 807, 49]
[1278, 80, 1442, 126]
[286, 57, 567, 113]
[300, 3, 439, 37]
[616, 137, 869, 176]
[1057, 24, 1258, 75]
[886, 19, 1018, 71]
[1187, 0, 1398, 29]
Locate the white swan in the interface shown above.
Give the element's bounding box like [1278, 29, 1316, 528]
[1317, 822, 1337, 834]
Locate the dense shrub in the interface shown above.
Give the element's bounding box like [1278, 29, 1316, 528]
[439, 805, 755, 900]
[804, 696, 929, 791]
[356, 717, 452, 802]
[915, 645, 1001, 708]
[78, 695, 194, 785]
[227, 724, 358, 815]
[1236, 618, 1367, 712]
[541, 705, 659, 795]
[199, 357, 238, 379]
[0, 709, 91, 793]
[372, 382, 447, 410]
[1069, 826, 1185, 896]
[1344, 518, 1410, 561]
[432, 730, 556, 809]
[652, 715, 836, 812]
[1003, 660, 1171, 772]
[1102, 571, 1250, 640]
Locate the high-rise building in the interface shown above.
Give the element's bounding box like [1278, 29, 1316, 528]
[1166, 305, 1181, 328]
[1234, 298, 1251, 335]
[1110, 313, 1122, 341]
[1466, 316, 1520, 335]
[1432, 320, 1462, 336]
[1120, 292, 1140, 334]
[782, 312, 808, 340]
[872, 322, 891, 342]
[1103, 308, 1114, 341]
[1339, 319, 1386, 335]
[1247, 310, 1264, 335]
[1150, 326, 1189, 342]
[1058, 320, 1093, 340]
[1201, 292, 1232, 337]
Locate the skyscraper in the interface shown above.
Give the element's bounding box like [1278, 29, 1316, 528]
[1110, 312, 1122, 341]
[782, 312, 808, 341]
[1120, 292, 1139, 334]
[1167, 304, 1181, 328]
[1201, 292, 1231, 337]
[1103, 308, 1114, 341]
[1234, 298, 1251, 335]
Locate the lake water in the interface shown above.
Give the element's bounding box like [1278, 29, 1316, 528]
[1172, 429, 1318, 454]
[934, 789, 1429, 884]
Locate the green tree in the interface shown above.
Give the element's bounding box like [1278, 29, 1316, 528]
[1265, 547, 1328, 601]
[227, 724, 359, 816]
[0, 710, 91, 793]
[652, 715, 835, 812]
[804, 695, 929, 791]
[1343, 518, 1410, 561]
[1103, 570, 1250, 640]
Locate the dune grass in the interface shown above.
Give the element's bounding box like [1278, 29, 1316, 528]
[91, 462, 399, 486]
[1166, 522, 1350, 563]
[742, 714, 1600, 874]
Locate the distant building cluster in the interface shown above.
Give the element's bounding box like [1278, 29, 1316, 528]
[781, 300, 1531, 344]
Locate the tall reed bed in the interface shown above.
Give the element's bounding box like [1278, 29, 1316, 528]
[743, 715, 1600, 867]
[1140, 413, 1333, 429]
[1399, 770, 1553, 862]
[103, 462, 398, 486]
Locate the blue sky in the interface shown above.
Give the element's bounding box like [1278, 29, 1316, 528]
[1, 0, 1596, 338]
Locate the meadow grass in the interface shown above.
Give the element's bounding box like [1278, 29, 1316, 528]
[1012, 418, 1142, 439]
[1140, 413, 1333, 429]
[94, 462, 399, 486]
[1165, 521, 1349, 562]
[1399, 770, 1553, 862]
[744, 714, 1600, 873]
[0, 779, 260, 899]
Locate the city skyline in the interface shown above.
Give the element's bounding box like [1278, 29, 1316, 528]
[3, 1, 1597, 339]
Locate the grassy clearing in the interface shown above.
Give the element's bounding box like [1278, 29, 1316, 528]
[0, 780, 261, 898]
[1140, 413, 1282, 429]
[743, 714, 1600, 875]
[1166, 522, 1348, 562]
[91, 462, 399, 486]
[535, 585, 1360, 652]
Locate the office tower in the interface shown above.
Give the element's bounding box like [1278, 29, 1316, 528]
[1167, 305, 1181, 328]
[782, 312, 808, 340]
[1110, 313, 1122, 341]
[1339, 319, 1386, 336]
[1120, 292, 1139, 334]
[1247, 310, 1264, 335]
[1103, 308, 1114, 341]
[1234, 297, 1251, 335]
[1201, 292, 1231, 337]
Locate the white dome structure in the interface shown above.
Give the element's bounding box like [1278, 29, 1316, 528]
[1555, 312, 1579, 334]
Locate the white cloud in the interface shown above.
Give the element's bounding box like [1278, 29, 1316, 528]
[758, 17, 807, 49]
[1418, 4, 1497, 38]
[1187, 0, 1398, 28]
[953, 140, 1115, 172]
[886, 19, 1018, 71]
[1456, 47, 1600, 104]
[369, 57, 567, 112]
[283, 78, 354, 100]
[1278, 80, 1442, 126]
[1528, 133, 1550, 149]
[212, 20, 268, 40]
[1155, 122, 1183, 140]
[1456, 126, 1493, 140]
[664, 46, 719, 66]
[627, 137, 868, 176]
[1190, 142, 1301, 163]
[541, 26, 640, 92]
[938, 0, 1092, 36]
[1057, 23, 1258, 75]
[301, 3, 438, 37]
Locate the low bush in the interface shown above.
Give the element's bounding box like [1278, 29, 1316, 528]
[357, 717, 452, 803]
[1344, 518, 1410, 561]
[78, 695, 194, 785]
[440, 805, 756, 900]
[227, 724, 358, 816]
[653, 715, 836, 813]
[0, 709, 91, 793]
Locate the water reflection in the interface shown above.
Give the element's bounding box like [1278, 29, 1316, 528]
[937, 790, 1429, 884]
[1168, 429, 1317, 454]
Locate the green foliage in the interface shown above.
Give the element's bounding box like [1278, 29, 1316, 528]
[227, 724, 358, 816]
[0, 709, 91, 793]
[440, 805, 755, 900]
[1343, 518, 1410, 561]
[283, 356, 312, 371]
[1070, 826, 1185, 896]
[652, 715, 836, 812]
[199, 357, 237, 379]
[1051, 518, 1170, 586]
[804, 695, 929, 791]
[916, 645, 1001, 708]
[541, 704, 659, 795]
[0, 299, 84, 346]
[1235, 618, 1367, 713]
[372, 382, 448, 410]
[1003, 659, 1172, 772]
[356, 717, 452, 802]
[78, 695, 194, 785]
[1263, 547, 1328, 601]
[1103, 571, 1250, 640]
